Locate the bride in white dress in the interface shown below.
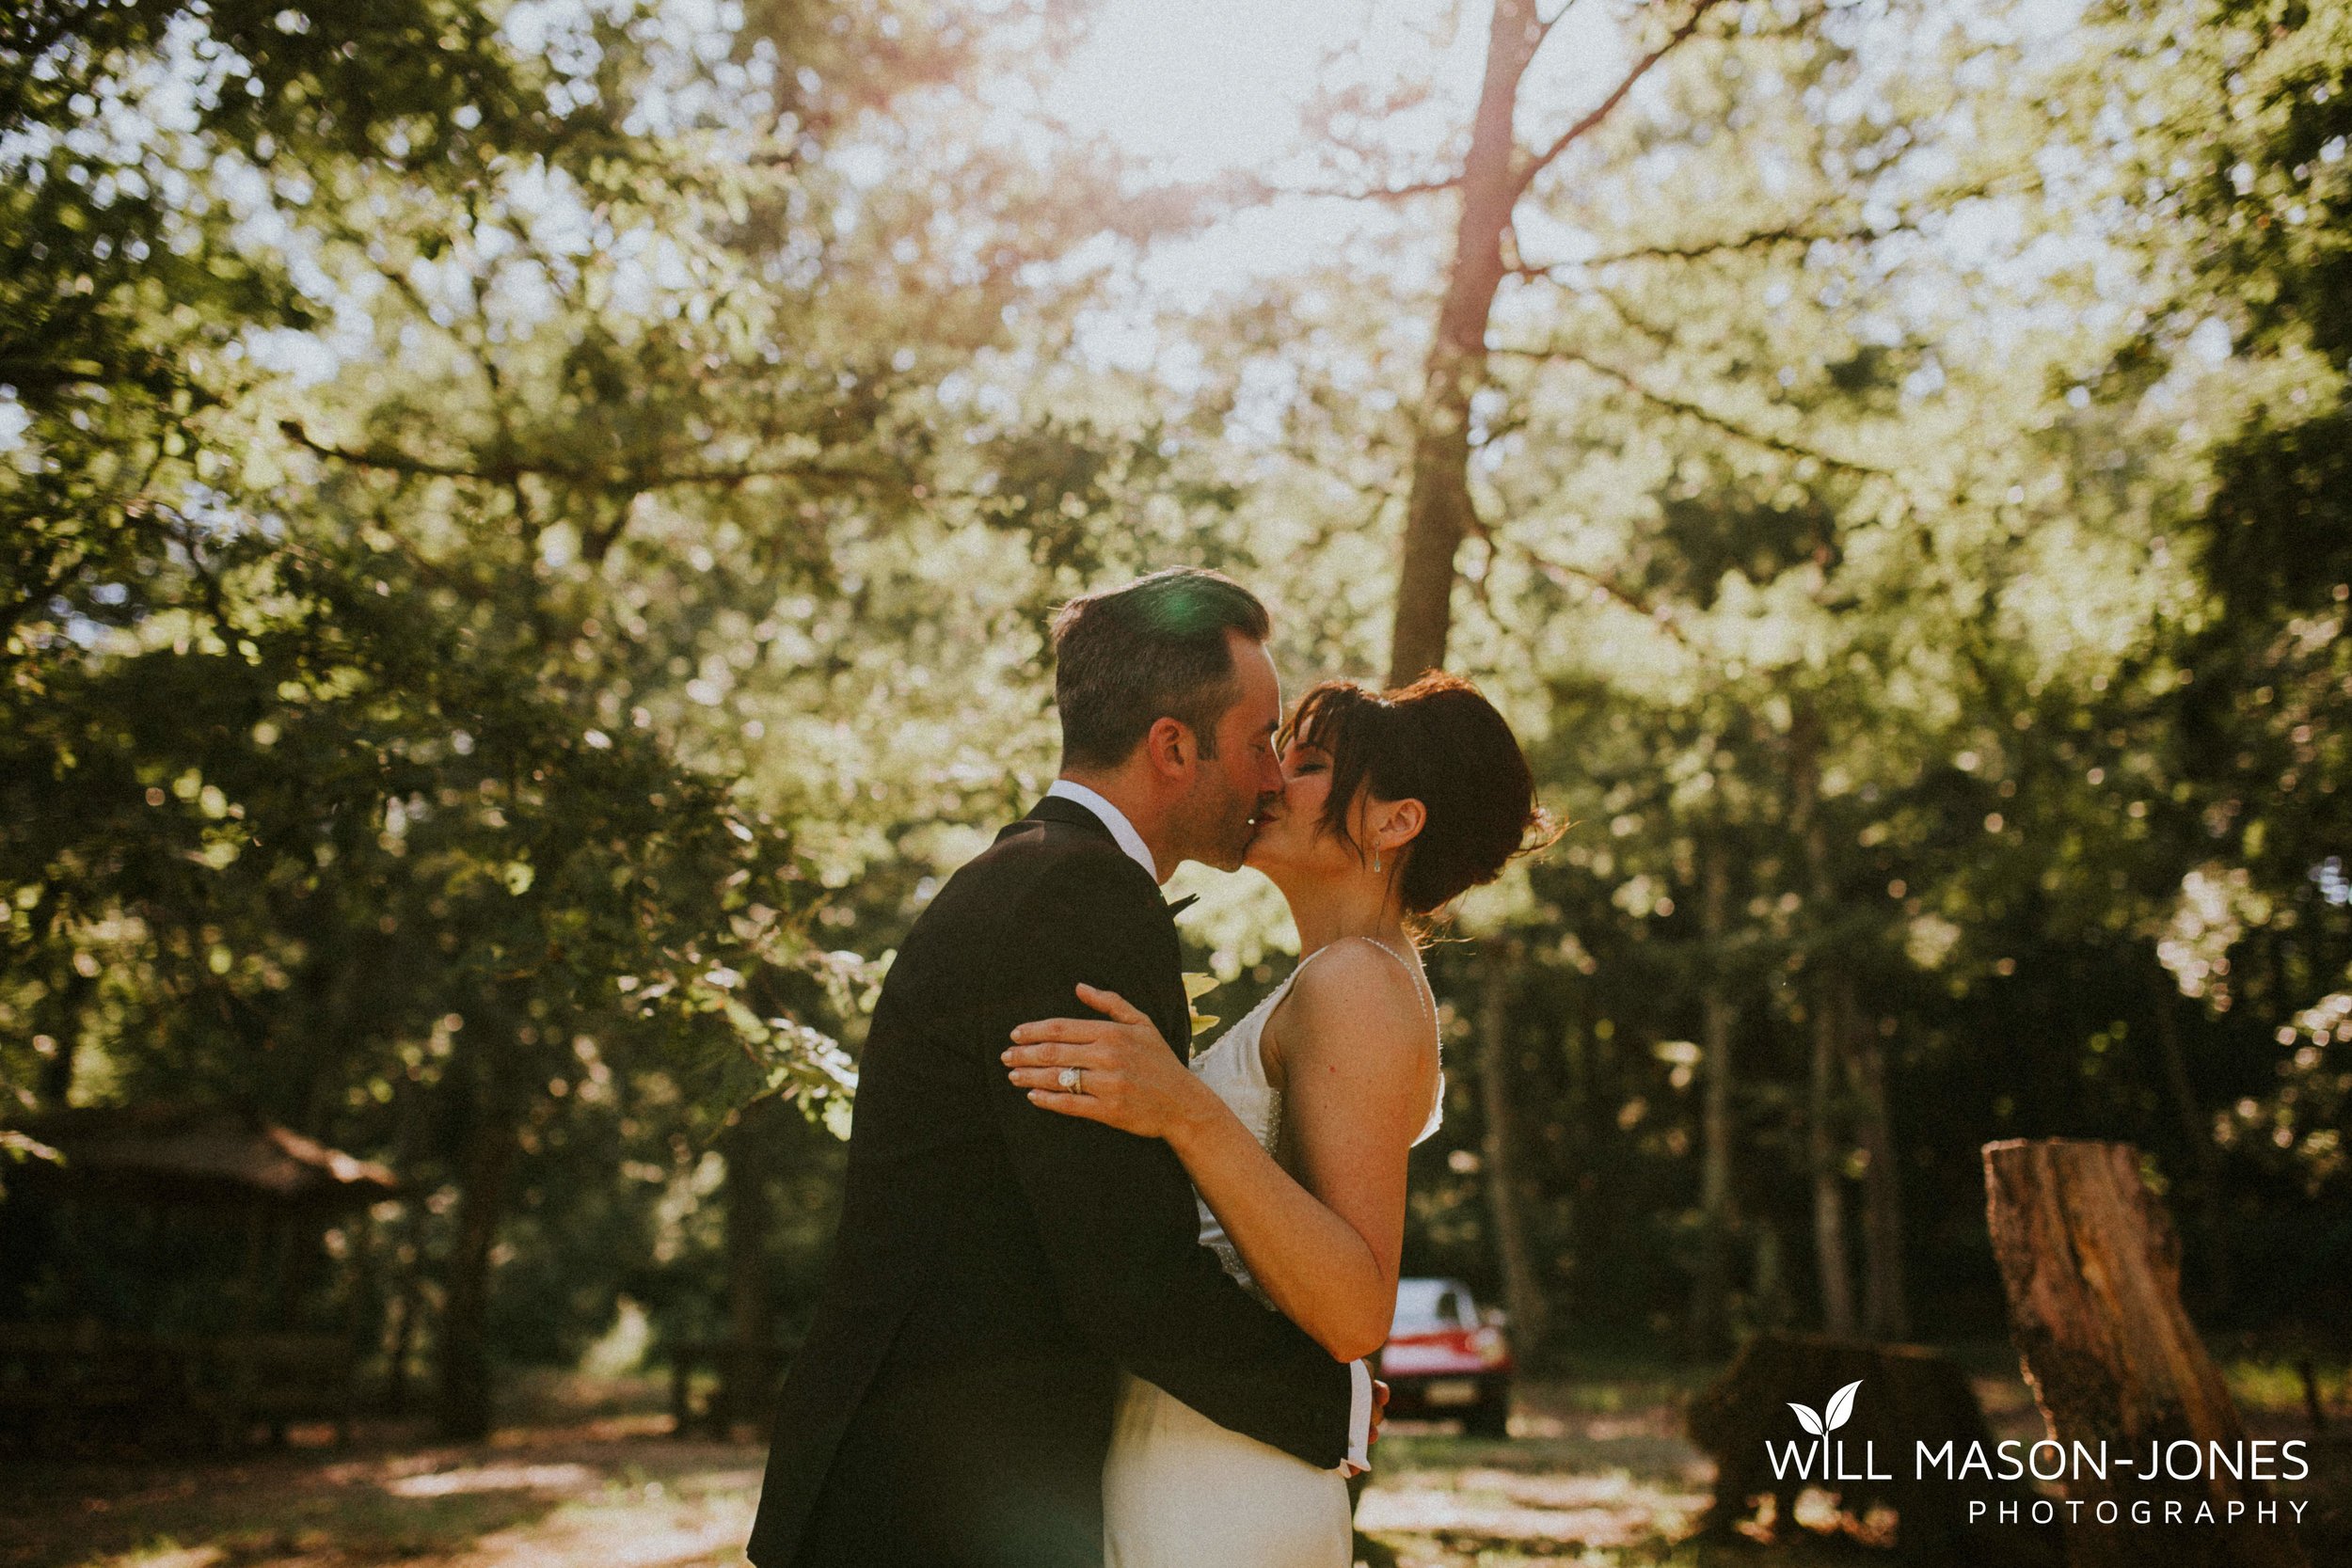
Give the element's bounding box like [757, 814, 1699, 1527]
[1006, 672, 1544, 1568]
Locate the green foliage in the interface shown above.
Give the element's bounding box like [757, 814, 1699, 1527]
[0, 0, 1135, 1407]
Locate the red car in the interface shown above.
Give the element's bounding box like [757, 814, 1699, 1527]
[1375, 1277, 1514, 1437]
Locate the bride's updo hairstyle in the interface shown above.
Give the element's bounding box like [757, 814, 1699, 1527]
[1279, 671, 1545, 915]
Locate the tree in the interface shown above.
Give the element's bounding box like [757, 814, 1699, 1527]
[1355, 0, 1734, 686]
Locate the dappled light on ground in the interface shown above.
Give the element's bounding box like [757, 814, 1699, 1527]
[4, 1368, 2343, 1568]
[1357, 1381, 1719, 1565]
[2, 1420, 761, 1568]
[379, 1462, 596, 1497]
[1358, 1465, 1712, 1548]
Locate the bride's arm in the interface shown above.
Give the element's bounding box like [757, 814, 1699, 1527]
[1190, 945, 1429, 1361]
[1006, 946, 1431, 1362]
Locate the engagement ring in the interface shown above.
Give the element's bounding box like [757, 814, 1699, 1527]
[1057, 1066, 1084, 1094]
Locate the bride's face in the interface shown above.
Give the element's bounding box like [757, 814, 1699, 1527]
[1245, 737, 1357, 880]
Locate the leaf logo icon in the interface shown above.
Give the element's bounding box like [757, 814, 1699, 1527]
[1788, 1402, 1823, 1436]
[1823, 1380, 1862, 1433]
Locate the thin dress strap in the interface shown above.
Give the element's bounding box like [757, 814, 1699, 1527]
[1288, 935, 1446, 1148]
[1349, 936, 1446, 1146]
[1295, 936, 1436, 1035]
[1352, 936, 1434, 1032]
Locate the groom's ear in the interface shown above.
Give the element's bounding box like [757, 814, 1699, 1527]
[1143, 715, 1195, 779]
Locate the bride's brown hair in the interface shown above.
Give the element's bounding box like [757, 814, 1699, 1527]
[1278, 671, 1547, 916]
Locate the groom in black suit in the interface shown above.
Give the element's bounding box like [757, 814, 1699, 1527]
[747, 568, 1361, 1568]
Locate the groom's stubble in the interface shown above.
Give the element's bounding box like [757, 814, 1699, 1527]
[1164, 633, 1283, 873]
[1170, 760, 1265, 873]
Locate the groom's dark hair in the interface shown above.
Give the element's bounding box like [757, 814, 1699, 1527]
[1051, 567, 1272, 772]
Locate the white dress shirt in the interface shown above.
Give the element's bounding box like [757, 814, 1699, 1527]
[1040, 778, 1375, 1474]
[1043, 779, 1160, 882]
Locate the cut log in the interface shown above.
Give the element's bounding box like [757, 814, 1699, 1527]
[1982, 1139, 2307, 1568]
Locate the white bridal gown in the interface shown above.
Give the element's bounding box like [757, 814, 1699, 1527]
[1101, 948, 1441, 1568]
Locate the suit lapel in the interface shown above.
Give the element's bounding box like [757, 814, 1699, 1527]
[1014, 797, 1194, 1055]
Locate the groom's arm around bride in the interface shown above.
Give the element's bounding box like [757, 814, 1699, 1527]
[983, 821, 1355, 1452]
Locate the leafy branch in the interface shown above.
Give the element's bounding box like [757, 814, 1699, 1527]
[1509, 221, 1879, 277]
[1511, 0, 1734, 202]
[278, 420, 842, 495]
[1487, 345, 1895, 478]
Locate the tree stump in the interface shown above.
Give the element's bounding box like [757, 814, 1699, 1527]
[1982, 1139, 2308, 1568]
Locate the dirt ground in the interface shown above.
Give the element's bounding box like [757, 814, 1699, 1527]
[2, 1369, 2344, 1568]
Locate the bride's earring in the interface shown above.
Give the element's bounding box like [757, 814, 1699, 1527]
[1373, 846, 1381, 873]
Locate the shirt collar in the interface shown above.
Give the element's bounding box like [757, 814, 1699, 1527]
[1044, 779, 1161, 884]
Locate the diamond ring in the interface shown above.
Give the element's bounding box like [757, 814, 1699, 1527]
[1058, 1066, 1084, 1094]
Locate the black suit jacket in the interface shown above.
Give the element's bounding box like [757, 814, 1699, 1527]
[746, 797, 1353, 1568]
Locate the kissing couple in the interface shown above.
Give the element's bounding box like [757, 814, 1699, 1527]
[747, 567, 1543, 1568]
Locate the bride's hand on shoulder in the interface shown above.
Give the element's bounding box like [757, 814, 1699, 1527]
[1005, 984, 1213, 1142]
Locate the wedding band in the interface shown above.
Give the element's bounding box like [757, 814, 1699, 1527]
[1058, 1066, 1084, 1094]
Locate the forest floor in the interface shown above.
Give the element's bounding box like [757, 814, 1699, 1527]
[2, 1360, 2344, 1568]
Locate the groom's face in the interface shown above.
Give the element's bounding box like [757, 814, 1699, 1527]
[1176, 633, 1284, 872]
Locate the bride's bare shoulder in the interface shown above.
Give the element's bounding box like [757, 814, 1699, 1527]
[1274, 941, 1434, 1070]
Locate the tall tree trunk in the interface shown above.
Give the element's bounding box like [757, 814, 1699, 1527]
[383, 1277, 418, 1415]
[720, 1100, 778, 1433]
[1789, 710, 1856, 1337]
[1386, 0, 1543, 687]
[1844, 991, 1908, 1339]
[1556, 1010, 1590, 1324]
[36, 965, 92, 1106]
[1476, 942, 1548, 1363]
[1379, 0, 1726, 683]
[1691, 845, 1738, 1357]
[381, 1078, 426, 1415]
[1789, 704, 1905, 1338]
[437, 1098, 518, 1441]
[1807, 991, 1856, 1337]
[1750, 1215, 1791, 1328]
[2153, 974, 2233, 1312]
